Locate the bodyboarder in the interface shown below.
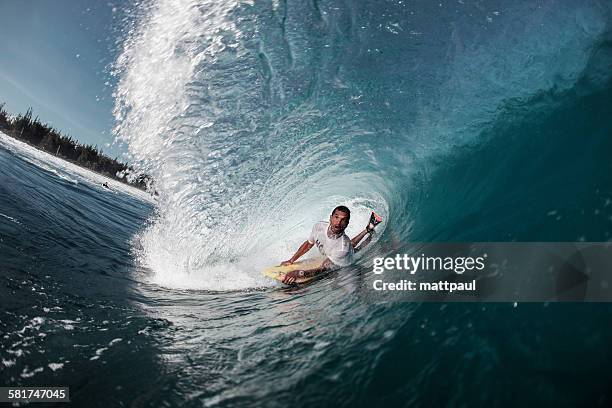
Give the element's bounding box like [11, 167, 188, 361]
[280, 206, 382, 284]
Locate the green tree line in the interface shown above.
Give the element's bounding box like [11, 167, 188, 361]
[0, 103, 153, 191]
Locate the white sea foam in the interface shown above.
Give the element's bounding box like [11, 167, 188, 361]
[113, 0, 390, 291]
[48, 362, 64, 371]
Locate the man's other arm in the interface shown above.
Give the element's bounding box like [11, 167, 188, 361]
[281, 240, 314, 266]
[351, 229, 370, 248]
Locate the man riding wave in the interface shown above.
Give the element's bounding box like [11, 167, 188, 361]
[280, 205, 382, 284]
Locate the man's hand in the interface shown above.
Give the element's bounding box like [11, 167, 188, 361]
[366, 211, 383, 232]
[282, 270, 304, 285]
[280, 260, 293, 266]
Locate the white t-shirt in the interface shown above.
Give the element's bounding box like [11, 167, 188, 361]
[308, 221, 354, 267]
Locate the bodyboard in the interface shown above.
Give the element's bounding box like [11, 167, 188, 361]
[262, 257, 326, 284]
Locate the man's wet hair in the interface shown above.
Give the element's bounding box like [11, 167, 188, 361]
[332, 205, 351, 219]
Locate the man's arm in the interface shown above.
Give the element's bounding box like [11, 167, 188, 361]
[354, 231, 374, 253]
[351, 229, 370, 248]
[282, 258, 333, 285]
[281, 240, 314, 266]
[351, 213, 381, 250]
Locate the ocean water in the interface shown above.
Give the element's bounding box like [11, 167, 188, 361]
[2, 0, 612, 406]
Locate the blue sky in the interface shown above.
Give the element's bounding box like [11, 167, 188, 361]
[0, 0, 126, 158]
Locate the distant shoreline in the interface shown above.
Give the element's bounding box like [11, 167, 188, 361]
[0, 131, 157, 205]
[0, 103, 154, 192]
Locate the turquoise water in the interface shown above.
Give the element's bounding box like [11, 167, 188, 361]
[2, 0, 612, 406]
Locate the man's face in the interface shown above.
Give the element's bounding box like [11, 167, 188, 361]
[329, 210, 350, 234]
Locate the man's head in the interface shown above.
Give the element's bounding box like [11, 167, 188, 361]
[329, 205, 350, 235]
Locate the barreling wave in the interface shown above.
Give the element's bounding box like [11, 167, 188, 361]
[112, 0, 612, 290]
